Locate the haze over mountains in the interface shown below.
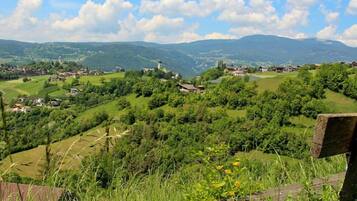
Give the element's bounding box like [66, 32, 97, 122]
[1, 35, 357, 76]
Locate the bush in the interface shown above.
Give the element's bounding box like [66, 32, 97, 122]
[121, 111, 136, 125]
[148, 94, 168, 109]
[168, 94, 184, 107]
[343, 75, 357, 99]
[117, 97, 131, 110]
[301, 99, 327, 118]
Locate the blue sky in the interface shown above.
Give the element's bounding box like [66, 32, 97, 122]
[0, 0, 357, 46]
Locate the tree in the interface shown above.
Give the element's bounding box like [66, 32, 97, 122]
[297, 68, 312, 84]
[301, 99, 327, 118]
[117, 97, 131, 110]
[316, 63, 349, 92]
[148, 94, 167, 109]
[217, 60, 226, 69]
[343, 75, 357, 99]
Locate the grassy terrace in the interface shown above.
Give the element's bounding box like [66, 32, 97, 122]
[0, 125, 126, 178]
[0, 75, 50, 101]
[0, 72, 125, 102]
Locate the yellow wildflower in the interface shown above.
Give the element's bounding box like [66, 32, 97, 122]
[232, 161, 240, 167]
[234, 181, 241, 188]
[212, 181, 225, 189]
[216, 165, 224, 170]
[224, 169, 232, 175]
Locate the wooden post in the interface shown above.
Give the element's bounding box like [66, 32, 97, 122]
[311, 113, 357, 201]
[105, 127, 110, 153]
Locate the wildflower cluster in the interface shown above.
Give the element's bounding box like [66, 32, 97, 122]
[187, 145, 245, 201]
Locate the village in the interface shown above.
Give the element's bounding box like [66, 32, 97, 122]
[5, 60, 357, 113]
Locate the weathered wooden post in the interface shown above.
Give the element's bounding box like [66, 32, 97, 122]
[311, 113, 357, 201]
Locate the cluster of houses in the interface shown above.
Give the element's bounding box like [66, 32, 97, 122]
[223, 64, 300, 77]
[0, 64, 48, 76]
[10, 96, 64, 113]
[143, 61, 181, 80]
[48, 69, 104, 82]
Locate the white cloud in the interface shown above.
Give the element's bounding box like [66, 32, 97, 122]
[213, 0, 317, 39]
[140, 0, 208, 17]
[139, 0, 238, 17]
[116, 14, 196, 43]
[0, 0, 42, 29]
[316, 25, 337, 39]
[347, 0, 357, 14]
[278, 0, 317, 29]
[320, 5, 339, 24]
[52, 0, 132, 33]
[338, 24, 357, 46]
[0, 0, 355, 46]
[229, 26, 263, 36]
[204, 32, 235, 40]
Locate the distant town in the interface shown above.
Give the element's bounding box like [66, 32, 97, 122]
[1, 60, 357, 113]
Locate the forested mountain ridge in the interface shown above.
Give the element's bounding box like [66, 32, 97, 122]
[1, 35, 357, 76]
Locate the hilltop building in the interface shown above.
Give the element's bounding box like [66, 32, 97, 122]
[224, 66, 248, 76]
[178, 83, 204, 93]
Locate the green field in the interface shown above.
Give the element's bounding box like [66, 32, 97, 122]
[0, 75, 50, 101]
[0, 125, 126, 178]
[0, 72, 125, 102]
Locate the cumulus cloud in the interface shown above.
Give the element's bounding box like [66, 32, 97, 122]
[116, 14, 188, 42]
[317, 25, 337, 39]
[347, 0, 357, 14]
[339, 24, 357, 46]
[52, 0, 132, 33]
[140, 0, 211, 17]
[320, 5, 339, 24]
[0, 0, 42, 29]
[278, 0, 317, 29]
[204, 32, 235, 40]
[0, 0, 356, 46]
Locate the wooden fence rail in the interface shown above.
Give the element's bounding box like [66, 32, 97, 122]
[242, 172, 345, 201]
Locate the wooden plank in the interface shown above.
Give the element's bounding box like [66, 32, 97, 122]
[242, 172, 345, 201]
[311, 113, 357, 158]
[340, 145, 357, 200]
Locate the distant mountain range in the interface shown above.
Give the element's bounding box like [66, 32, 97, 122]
[1, 35, 357, 77]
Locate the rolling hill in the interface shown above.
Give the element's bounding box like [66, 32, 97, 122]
[1, 35, 357, 76]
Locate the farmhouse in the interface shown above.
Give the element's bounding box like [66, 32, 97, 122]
[70, 88, 79, 96]
[285, 66, 298, 72]
[34, 98, 45, 106]
[0, 182, 77, 201]
[178, 83, 203, 93]
[50, 99, 62, 107]
[11, 104, 30, 113]
[272, 67, 284, 73]
[259, 67, 269, 72]
[351, 61, 357, 68]
[225, 67, 248, 76]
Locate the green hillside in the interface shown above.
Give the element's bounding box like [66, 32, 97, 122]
[0, 64, 356, 200]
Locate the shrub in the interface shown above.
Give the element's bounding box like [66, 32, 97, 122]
[117, 97, 131, 110]
[148, 94, 168, 109]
